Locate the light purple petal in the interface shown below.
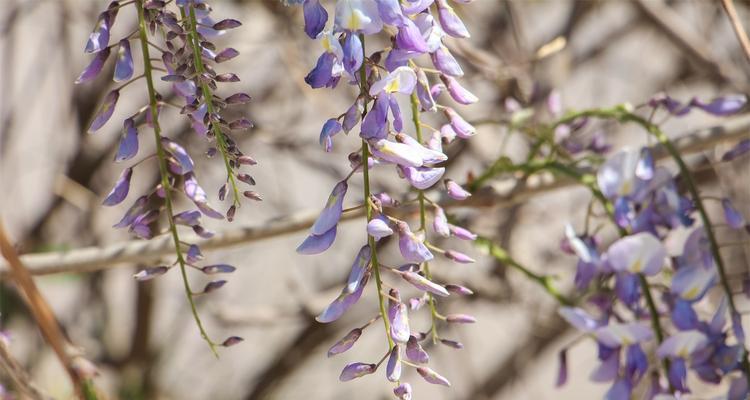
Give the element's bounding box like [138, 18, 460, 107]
[113, 39, 134, 82]
[311, 180, 347, 235]
[297, 225, 338, 255]
[102, 167, 132, 206]
[88, 90, 120, 132]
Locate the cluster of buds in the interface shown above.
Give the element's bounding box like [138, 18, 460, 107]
[77, 0, 256, 352]
[555, 95, 750, 399]
[290, 0, 479, 397]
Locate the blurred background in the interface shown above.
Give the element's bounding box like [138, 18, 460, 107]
[1, 0, 749, 399]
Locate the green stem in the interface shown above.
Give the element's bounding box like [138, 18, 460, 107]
[359, 35, 393, 350]
[409, 91, 440, 343]
[184, 5, 241, 207]
[136, 1, 217, 357]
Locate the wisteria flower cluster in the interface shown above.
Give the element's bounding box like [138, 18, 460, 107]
[547, 95, 750, 399]
[76, 0, 256, 354]
[289, 0, 478, 397]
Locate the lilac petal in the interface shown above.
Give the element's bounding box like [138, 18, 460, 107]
[450, 224, 477, 241]
[305, 51, 337, 89]
[444, 179, 471, 200]
[395, 18, 429, 53]
[445, 313, 476, 324]
[303, 0, 328, 38]
[133, 266, 168, 281]
[433, 206, 450, 237]
[397, 222, 433, 263]
[184, 174, 224, 219]
[316, 277, 367, 323]
[417, 366, 451, 386]
[225, 93, 252, 104]
[369, 67, 417, 95]
[445, 250, 475, 264]
[401, 271, 449, 296]
[342, 98, 363, 133]
[84, 11, 112, 54]
[431, 45, 463, 77]
[597, 148, 640, 199]
[722, 198, 746, 229]
[327, 328, 362, 357]
[186, 244, 203, 264]
[445, 284, 473, 296]
[400, 166, 445, 190]
[406, 335, 429, 364]
[635, 148, 654, 180]
[388, 290, 411, 343]
[339, 362, 376, 382]
[203, 280, 227, 293]
[393, 383, 412, 400]
[319, 118, 342, 152]
[201, 264, 236, 274]
[115, 118, 139, 162]
[345, 245, 371, 293]
[416, 68, 437, 112]
[297, 225, 338, 255]
[76, 48, 111, 84]
[436, 0, 470, 38]
[395, 133, 447, 164]
[729, 376, 749, 400]
[213, 19, 242, 30]
[386, 345, 402, 382]
[360, 94, 390, 140]
[722, 139, 750, 161]
[605, 379, 632, 400]
[376, 0, 404, 26]
[311, 181, 347, 235]
[162, 138, 194, 174]
[103, 167, 132, 206]
[594, 322, 653, 348]
[556, 349, 568, 387]
[441, 75, 478, 105]
[113, 39, 134, 82]
[710, 296, 728, 334]
[367, 215, 393, 239]
[606, 232, 666, 276]
[174, 210, 201, 226]
[342, 33, 363, 74]
[671, 265, 716, 302]
[614, 272, 640, 306]
[590, 349, 620, 382]
[389, 95, 403, 132]
[657, 330, 708, 359]
[214, 48, 239, 63]
[667, 358, 688, 392]
[113, 195, 148, 228]
[671, 299, 700, 330]
[625, 344, 648, 384]
[690, 94, 747, 116]
[88, 90, 119, 132]
[222, 336, 244, 347]
[370, 139, 424, 167]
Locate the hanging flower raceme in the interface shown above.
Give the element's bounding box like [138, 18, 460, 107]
[289, 0, 478, 396]
[76, 0, 259, 353]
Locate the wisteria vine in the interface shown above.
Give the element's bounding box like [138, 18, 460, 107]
[76, 0, 256, 355]
[290, 0, 479, 397]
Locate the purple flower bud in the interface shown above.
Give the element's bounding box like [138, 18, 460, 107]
[370, 139, 424, 167]
[174, 210, 201, 226]
[297, 225, 338, 255]
[558, 306, 599, 332]
[113, 40, 134, 82]
[431, 45, 463, 77]
[238, 155, 258, 166]
[367, 215, 393, 239]
[229, 118, 254, 130]
[409, 295, 427, 310]
[203, 280, 227, 293]
[444, 179, 471, 200]
[445, 249, 475, 264]
[388, 289, 411, 343]
[556, 349, 568, 387]
[393, 383, 412, 400]
[441, 75, 478, 105]
[441, 338, 464, 349]
[440, 123, 457, 144]
[444, 107, 475, 138]
[103, 167, 133, 206]
[162, 138, 194, 174]
[386, 345, 402, 382]
[186, 244, 203, 264]
[343, 97, 363, 133]
[417, 366, 451, 386]
[397, 221, 434, 263]
[89, 90, 120, 132]
[376, 0, 404, 26]
[237, 174, 256, 186]
[133, 266, 169, 281]
[327, 328, 362, 357]
[346, 245, 371, 293]
[722, 139, 750, 161]
[222, 336, 244, 347]
[690, 94, 747, 116]
[192, 224, 215, 239]
[395, 18, 429, 53]
[449, 224, 477, 241]
[115, 119, 139, 162]
[406, 335, 429, 364]
[722, 198, 746, 229]
[225, 93, 252, 104]
[85, 6, 117, 53]
[184, 173, 224, 219]
[445, 313, 476, 324]
[667, 358, 688, 392]
[243, 191, 263, 201]
[400, 166, 445, 190]
[214, 48, 239, 63]
[361, 94, 390, 140]
[395, 133, 448, 164]
[433, 206, 450, 237]
[342, 33, 363, 74]
[305, 52, 339, 89]
[213, 19, 242, 30]
[76, 47, 111, 84]
[201, 264, 236, 274]
[339, 362, 376, 382]
[319, 118, 343, 152]
[401, 271, 450, 296]
[436, 0, 469, 38]
[303, 0, 328, 38]
[216, 73, 241, 82]
[445, 284, 473, 296]
[310, 181, 347, 235]
[388, 95, 404, 132]
[316, 276, 367, 323]
[416, 68, 437, 112]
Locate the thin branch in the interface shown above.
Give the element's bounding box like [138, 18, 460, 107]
[721, 0, 750, 65]
[0, 338, 48, 400]
[0, 120, 747, 277]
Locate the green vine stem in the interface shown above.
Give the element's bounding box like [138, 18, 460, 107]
[359, 35, 393, 351]
[136, 1, 217, 356]
[556, 105, 750, 384]
[183, 5, 241, 206]
[409, 91, 441, 344]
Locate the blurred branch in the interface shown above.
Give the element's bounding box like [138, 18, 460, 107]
[0, 119, 747, 276]
[721, 0, 750, 65]
[0, 338, 48, 400]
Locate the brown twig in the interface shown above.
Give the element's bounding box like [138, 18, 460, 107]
[0, 222, 91, 398]
[721, 0, 750, 66]
[0, 338, 48, 400]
